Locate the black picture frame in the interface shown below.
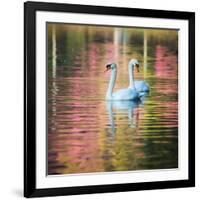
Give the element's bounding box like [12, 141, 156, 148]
[24, 1, 195, 198]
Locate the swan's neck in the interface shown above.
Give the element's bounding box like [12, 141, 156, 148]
[129, 64, 135, 89]
[106, 68, 117, 99]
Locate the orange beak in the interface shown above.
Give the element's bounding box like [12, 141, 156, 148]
[104, 68, 110, 73]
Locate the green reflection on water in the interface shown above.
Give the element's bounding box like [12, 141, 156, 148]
[47, 23, 178, 175]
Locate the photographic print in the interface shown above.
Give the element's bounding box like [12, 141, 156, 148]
[24, 2, 195, 197]
[47, 23, 178, 175]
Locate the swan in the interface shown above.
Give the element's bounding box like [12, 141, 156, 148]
[128, 59, 150, 93]
[105, 63, 139, 101]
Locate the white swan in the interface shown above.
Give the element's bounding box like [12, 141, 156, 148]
[105, 63, 139, 101]
[128, 59, 150, 93]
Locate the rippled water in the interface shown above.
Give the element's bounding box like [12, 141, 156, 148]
[47, 24, 178, 175]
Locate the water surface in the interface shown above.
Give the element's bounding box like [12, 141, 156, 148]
[47, 24, 178, 175]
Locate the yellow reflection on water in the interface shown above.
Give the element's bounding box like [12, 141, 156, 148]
[47, 23, 178, 175]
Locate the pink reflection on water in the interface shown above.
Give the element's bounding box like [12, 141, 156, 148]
[48, 28, 179, 174]
[155, 45, 178, 95]
[155, 45, 177, 78]
[88, 43, 99, 68]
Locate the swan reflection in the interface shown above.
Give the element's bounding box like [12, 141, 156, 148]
[106, 100, 141, 136]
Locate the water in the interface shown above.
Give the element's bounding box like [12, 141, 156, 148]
[47, 24, 178, 175]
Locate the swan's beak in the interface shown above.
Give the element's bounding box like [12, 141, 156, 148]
[104, 64, 111, 73]
[135, 64, 139, 72]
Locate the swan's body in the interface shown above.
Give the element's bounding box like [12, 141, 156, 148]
[105, 63, 139, 101]
[106, 100, 139, 110]
[128, 59, 150, 93]
[109, 88, 139, 101]
[134, 81, 149, 92]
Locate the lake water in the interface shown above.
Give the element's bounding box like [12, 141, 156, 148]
[47, 24, 178, 175]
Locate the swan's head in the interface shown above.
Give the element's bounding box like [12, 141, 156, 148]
[129, 59, 140, 72]
[105, 63, 117, 72]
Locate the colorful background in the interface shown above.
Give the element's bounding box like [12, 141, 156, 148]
[47, 23, 178, 175]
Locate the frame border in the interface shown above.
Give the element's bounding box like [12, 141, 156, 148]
[24, 1, 195, 198]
